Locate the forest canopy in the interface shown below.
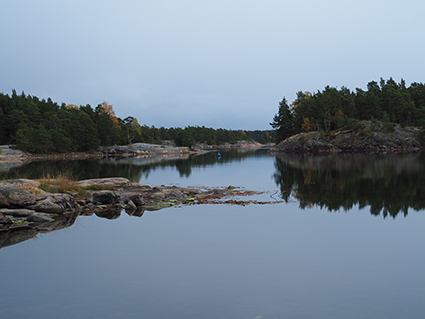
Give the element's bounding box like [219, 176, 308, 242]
[271, 78, 425, 144]
[0, 90, 273, 153]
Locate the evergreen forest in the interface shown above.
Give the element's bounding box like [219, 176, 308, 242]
[271, 78, 425, 143]
[0, 90, 273, 154]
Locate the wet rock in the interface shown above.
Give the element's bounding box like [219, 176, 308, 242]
[93, 190, 120, 205]
[124, 199, 137, 215]
[27, 213, 54, 223]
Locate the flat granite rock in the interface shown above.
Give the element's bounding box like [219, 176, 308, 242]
[75, 177, 134, 188]
[0, 208, 34, 217]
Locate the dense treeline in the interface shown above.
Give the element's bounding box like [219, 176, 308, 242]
[244, 130, 274, 144]
[271, 78, 425, 143]
[0, 90, 269, 153]
[0, 91, 127, 153]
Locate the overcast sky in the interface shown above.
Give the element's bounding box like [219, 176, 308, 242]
[1, 0, 424, 130]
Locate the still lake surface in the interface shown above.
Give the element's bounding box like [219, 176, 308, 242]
[2, 149, 425, 318]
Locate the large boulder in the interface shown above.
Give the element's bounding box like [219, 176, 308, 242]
[0, 185, 38, 208]
[27, 194, 74, 214]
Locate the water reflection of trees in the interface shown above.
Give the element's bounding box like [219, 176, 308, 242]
[273, 153, 425, 218]
[1, 149, 270, 182]
[0, 159, 145, 182]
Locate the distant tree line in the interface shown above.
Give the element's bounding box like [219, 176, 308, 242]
[271, 78, 425, 143]
[0, 90, 273, 153]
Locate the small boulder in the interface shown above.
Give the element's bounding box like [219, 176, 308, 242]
[129, 194, 145, 206]
[124, 199, 137, 215]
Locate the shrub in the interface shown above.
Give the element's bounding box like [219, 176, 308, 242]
[345, 118, 365, 131]
[362, 130, 374, 138]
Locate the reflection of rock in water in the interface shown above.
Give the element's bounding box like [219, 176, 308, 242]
[98, 155, 190, 166]
[128, 207, 144, 217]
[0, 213, 78, 249]
[0, 161, 26, 174]
[94, 208, 121, 220]
[0, 146, 27, 175]
[1, 176, 267, 249]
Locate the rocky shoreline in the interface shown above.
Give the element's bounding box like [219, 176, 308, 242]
[0, 177, 200, 229]
[0, 177, 279, 249]
[0, 144, 194, 164]
[1, 140, 265, 168]
[271, 121, 423, 153]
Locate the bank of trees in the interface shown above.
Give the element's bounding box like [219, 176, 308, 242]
[0, 92, 128, 153]
[0, 90, 269, 153]
[271, 78, 425, 143]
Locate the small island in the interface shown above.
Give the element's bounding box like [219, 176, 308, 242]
[270, 78, 425, 153]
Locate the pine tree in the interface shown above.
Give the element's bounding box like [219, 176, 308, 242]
[270, 97, 296, 144]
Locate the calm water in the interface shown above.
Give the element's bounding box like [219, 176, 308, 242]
[2, 149, 425, 318]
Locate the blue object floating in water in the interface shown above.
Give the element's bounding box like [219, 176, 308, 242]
[217, 153, 221, 159]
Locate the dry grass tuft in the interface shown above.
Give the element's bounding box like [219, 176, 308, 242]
[39, 173, 77, 194]
[19, 183, 42, 194]
[38, 173, 113, 196]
